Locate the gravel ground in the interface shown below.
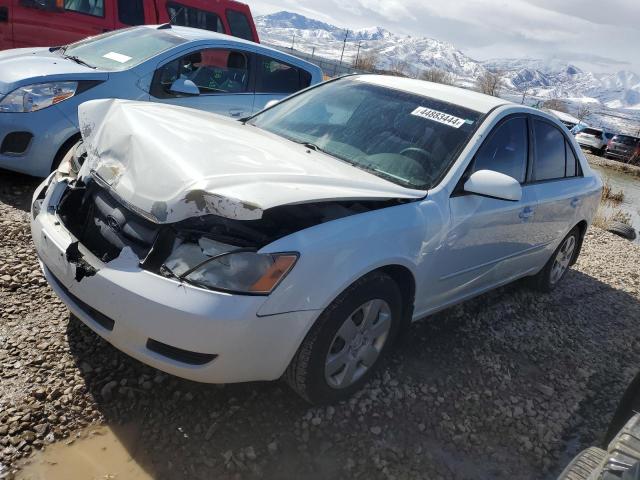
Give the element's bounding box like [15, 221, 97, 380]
[2, 167, 640, 480]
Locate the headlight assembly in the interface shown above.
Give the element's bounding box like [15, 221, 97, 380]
[164, 237, 298, 295]
[0, 82, 78, 113]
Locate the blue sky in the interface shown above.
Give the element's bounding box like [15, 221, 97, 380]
[252, 0, 640, 73]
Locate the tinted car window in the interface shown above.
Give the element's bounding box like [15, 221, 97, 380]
[65, 0, 104, 16]
[533, 120, 566, 181]
[118, 0, 144, 25]
[155, 49, 250, 95]
[582, 128, 603, 138]
[565, 142, 577, 177]
[167, 3, 224, 32]
[226, 10, 254, 41]
[257, 57, 311, 94]
[471, 117, 528, 183]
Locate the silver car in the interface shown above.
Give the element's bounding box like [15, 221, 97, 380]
[0, 25, 323, 177]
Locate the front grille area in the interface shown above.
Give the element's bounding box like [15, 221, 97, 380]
[146, 339, 217, 365]
[46, 267, 115, 331]
[57, 184, 160, 263]
[1, 132, 33, 155]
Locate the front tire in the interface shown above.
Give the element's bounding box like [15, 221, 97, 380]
[285, 271, 403, 404]
[530, 228, 580, 292]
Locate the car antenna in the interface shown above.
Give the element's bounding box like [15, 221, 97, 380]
[159, 6, 185, 29]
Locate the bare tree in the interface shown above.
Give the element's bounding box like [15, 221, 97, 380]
[420, 68, 455, 86]
[388, 58, 409, 77]
[476, 70, 504, 97]
[575, 104, 592, 124]
[542, 97, 569, 113]
[352, 51, 378, 72]
[516, 85, 530, 105]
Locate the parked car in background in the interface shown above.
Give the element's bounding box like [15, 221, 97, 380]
[605, 134, 640, 162]
[0, 25, 322, 177]
[0, 0, 259, 50]
[31, 76, 601, 403]
[575, 127, 614, 155]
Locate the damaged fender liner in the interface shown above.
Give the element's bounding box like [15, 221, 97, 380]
[65, 241, 98, 282]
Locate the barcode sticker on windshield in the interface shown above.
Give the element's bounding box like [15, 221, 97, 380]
[102, 52, 132, 63]
[411, 107, 466, 128]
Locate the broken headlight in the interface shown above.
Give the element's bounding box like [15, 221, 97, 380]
[164, 237, 297, 294]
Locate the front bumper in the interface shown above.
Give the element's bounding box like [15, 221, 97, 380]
[30, 178, 319, 383]
[0, 107, 77, 177]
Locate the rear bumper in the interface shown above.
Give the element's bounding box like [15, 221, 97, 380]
[31, 178, 320, 383]
[605, 149, 634, 161]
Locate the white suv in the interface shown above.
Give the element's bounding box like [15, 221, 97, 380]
[575, 127, 614, 155]
[31, 76, 602, 403]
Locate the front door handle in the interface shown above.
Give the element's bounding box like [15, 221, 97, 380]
[519, 206, 535, 220]
[570, 197, 580, 208]
[229, 109, 244, 117]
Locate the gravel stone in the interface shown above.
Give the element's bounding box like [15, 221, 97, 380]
[1, 164, 640, 479]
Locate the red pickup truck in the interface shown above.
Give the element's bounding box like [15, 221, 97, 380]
[0, 0, 259, 50]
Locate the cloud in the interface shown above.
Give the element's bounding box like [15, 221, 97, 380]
[253, 0, 640, 73]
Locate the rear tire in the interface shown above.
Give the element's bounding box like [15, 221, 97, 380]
[530, 228, 580, 292]
[285, 271, 403, 404]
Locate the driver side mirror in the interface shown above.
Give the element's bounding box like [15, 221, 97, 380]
[169, 78, 200, 96]
[463, 170, 522, 202]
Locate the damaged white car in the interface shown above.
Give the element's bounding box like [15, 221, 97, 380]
[31, 75, 601, 403]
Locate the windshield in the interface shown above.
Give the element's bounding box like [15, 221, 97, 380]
[247, 77, 482, 189]
[61, 28, 187, 71]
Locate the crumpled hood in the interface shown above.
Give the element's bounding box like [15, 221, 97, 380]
[0, 47, 105, 94]
[77, 99, 425, 223]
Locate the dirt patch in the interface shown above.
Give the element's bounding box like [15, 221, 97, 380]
[1, 169, 640, 479]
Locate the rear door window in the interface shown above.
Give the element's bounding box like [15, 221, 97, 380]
[154, 49, 250, 96]
[532, 120, 569, 181]
[256, 56, 312, 94]
[471, 117, 528, 183]
[167, 3, 224, 32]
[226, 10, 254, 41]
[118, 0, 145, 25]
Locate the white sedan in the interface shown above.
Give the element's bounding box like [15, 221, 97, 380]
[31, 75, 602, 404]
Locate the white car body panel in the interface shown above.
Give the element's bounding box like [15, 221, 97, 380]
[78, 98, 426, 222]
[31, 78, 602, 384]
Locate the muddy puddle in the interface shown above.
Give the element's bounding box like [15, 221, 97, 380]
[17, 424, 155, 480]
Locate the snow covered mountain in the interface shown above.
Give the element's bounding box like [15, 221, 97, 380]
[256, 11, 640, 127]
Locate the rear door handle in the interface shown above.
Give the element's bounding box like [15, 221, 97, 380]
[519, 206, 535, 220]
[229, 109, 244, 117]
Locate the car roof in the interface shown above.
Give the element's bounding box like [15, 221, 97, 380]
[354, 75, 510, 113]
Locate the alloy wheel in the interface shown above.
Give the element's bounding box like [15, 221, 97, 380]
[550, 235, 576, 285]
[324, 299, 392, 389]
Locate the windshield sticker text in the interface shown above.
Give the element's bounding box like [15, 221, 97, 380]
[411, 107, 466, 129]
[102, 52, 132, 64]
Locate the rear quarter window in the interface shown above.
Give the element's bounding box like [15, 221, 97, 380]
[256, 56, 312, 94]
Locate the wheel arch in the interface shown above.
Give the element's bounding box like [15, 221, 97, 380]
[375, 264, 416, 330]
[50, 132, 82, 172]
[570, 219, 589, 266]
